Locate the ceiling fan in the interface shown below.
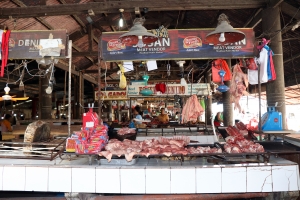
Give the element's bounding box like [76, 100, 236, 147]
[0, 85, 29, 101]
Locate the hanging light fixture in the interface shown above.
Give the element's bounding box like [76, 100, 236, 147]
[180, 76, 187, 85]
[45, 85, 53, 94]
[176, 61, 185, 68]
[206, 13, 245, 44]
[177, 61, 187, 85]
[119, 9, 124, 28]
[119, 18, 158, 47]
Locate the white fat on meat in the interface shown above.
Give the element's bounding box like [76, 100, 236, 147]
[99, 136, 223, 161]
[125, 152, 136, 162]
[181, 95, 204, 123]
[99, 151, 113, 162]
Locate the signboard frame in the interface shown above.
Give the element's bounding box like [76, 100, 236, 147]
[8, 30, 68, 59]
[100, 28, 255, 62]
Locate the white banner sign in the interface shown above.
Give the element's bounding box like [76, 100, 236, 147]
[127, 83, 210, 97]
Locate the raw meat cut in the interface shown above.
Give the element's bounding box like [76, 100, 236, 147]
[99, 151, 113, 162]
[181, 95, 204, 123]
[229, 64, 248, 112]
[235, 121, 248, 136]
[99, 136, 222, 162]
[224, 125, 264, 153]
[117, 128, 136, 135]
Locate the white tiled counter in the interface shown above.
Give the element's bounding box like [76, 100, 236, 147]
[0, 156, 298, 194]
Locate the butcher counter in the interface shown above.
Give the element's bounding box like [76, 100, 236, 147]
[0, 153, 298, 199]
[1, 125, 300, 199]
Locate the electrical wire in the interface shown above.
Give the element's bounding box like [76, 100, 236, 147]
[187, 68, 193, 83]
[197, 60, 213, 83]
[281, 9, 300, 97]
[48, 63, 55, 85]
[256, 6, 300, 40]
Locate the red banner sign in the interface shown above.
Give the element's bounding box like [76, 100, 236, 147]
[100, 28, 255, 61]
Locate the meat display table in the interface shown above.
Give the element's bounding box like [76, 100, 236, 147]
[262, 130, 293, 141]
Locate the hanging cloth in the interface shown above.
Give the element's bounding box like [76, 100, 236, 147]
[1, 30, 10, 77]
[212, 59, 232, 83]
[200, 99, 205, 110]
[239, 58, 258, 70]
[248, 47, 269, 85]
[0, 30, 3, 60]
[269, 50, 276, 80]
[263, 45, 274, 81]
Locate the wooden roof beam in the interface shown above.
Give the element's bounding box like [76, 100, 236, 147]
[72, 51, 98, 57]
[244, 0, 283, 28]
[83, 68, 193, 74]
[72, 44, 95, 64]
[0, 0, 267, 18]
[284, 52, 300, 64]
[11, 0, 54, 30]
[76, 58, 98, 71]
[57, 0, 87, 33]
[282, 2, 300, 19]
[103, 13, 116, 32]
[243, 8, 262, 28]
[55, 60, 97, 85]
[281, 2, 300, 35]
[268, 0, 284, 8]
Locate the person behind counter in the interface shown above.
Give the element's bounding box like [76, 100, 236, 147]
[0, 114, 12, 140]
[133, 106, 143, 124]
[158, 108, 169, 123]
[214, 112, 223, 127]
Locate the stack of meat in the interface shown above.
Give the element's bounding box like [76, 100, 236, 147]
[247, 118, 259, 131]
[224, 126, 264, 153]
[99, 136, 222, 162]
[235, 121, 248, 136]
[117, 127, 136, 135]
[181, 94, 204, 123]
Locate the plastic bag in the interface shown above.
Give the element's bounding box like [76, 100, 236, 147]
[212, 59, 232, 83]
[119, 72, 127, 89]
[240, 58, 258, 70]
[118, 65, 127, 89]
[200, 99, 205, 110]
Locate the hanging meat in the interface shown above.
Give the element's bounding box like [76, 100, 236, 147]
[181, 94, 204, 123]
[229, 64, 248, 112]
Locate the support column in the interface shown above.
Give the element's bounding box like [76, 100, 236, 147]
[98, 62, 102, 118]
[73, 74, 79, 119]
[31, 97, 37, 119]
[205, 71, 212, 125]
[79, 72, 84, 116]
[108, 101, 112, 121]
[262, 4, 286, 129]
[40, 75, 52, 119]
[222, 59, 233, 126]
